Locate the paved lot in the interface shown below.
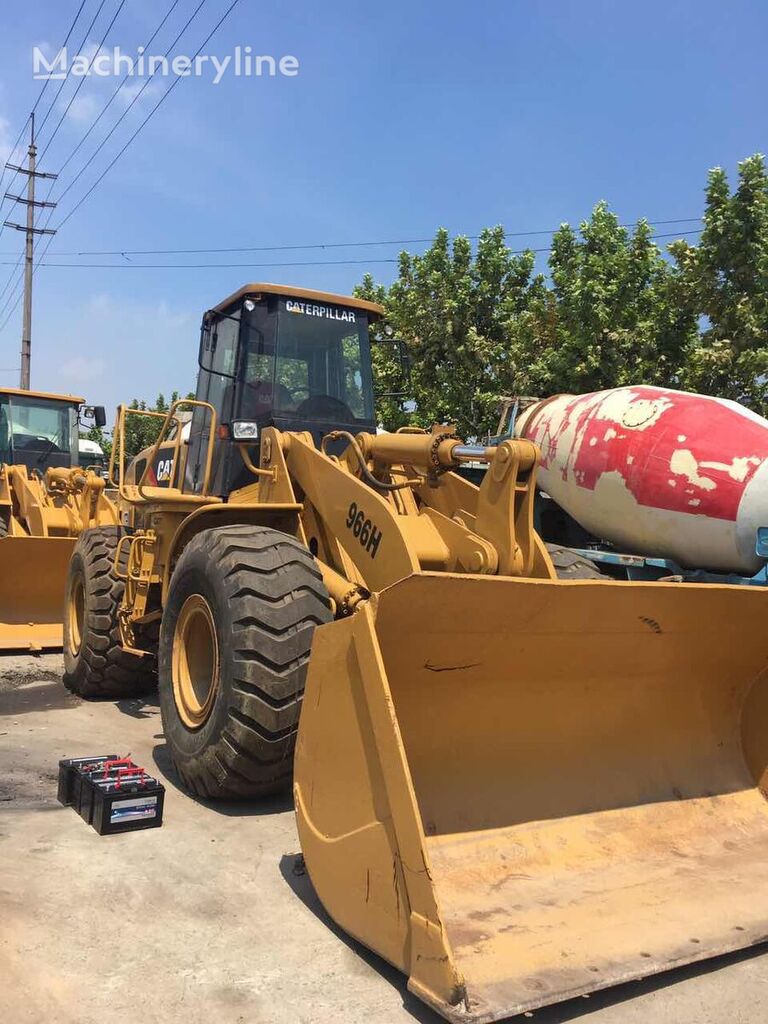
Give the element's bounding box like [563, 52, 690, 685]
[2, 654, 768, 1024]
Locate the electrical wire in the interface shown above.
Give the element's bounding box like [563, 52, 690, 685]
[50, 0, 184, 181]
[0, 254, 23, 305]
[0, 0, 240, 336]
[32, 0, 90, 115]
[0, 224, 706, 336]
[0, 217, 705, 258]
[0, 0, 88, 207]
[0, 116, 31, 208]
[0, 277, 24, 333]
[48, 0, 216, 229]
[35, 0, 110, 140]
[38, 0, 129, 161]
[20, 0, 196, 300]
[0, 0, 94, 243]
[0, 228, 702, 270]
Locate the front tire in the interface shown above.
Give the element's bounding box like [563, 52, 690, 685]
[63, 527, 157, 698]
[158, 525, 332, 800]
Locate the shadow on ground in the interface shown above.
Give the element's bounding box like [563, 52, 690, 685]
[0, 680, 78, 716]
[278, 851, 442, 1024]
[151, 741, 293, 817]
[279, 850, 768, 1024]
[116, 693, 161, 720]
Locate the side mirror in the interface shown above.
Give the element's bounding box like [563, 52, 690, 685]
[81, 404, 108, 428]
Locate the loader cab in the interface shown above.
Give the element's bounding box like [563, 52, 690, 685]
[188, 284, 383, 496]
[0, 388, 82, 474]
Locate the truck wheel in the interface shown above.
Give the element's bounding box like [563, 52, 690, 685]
[158, 525, 332, 800]
[63, 527, 157, 698]
[546, 544, 605, 580]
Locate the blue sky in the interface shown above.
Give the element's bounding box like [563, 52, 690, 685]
[0, 0, 765, 414]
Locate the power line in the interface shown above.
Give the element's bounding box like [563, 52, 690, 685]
[0, 117, 31, 209]
[53, 0, 243, 233]
[35, 0, 110, 141]
[38, 0, 129, 161]
[51, 0, 184, 182]
[32, 0, 90, 115]
[3, 113, 59, 387]
[0, 278, 24, 334]
[0, 254, 23, 305]
[0, 228, 702, 270]
[0, 226, 706, 337]
[0, 218, 705, 259]
[0, 0, 240, 336]
[0, 0, 91, 236]
[26, 0, 219, 301]
[0, 0, 88, 207]
[22, 0, 195, 299]
[47, 0, 214, 228]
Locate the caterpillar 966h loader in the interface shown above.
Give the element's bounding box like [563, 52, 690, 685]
[0, 387, 116, 650]
[64, 284, 768, 1022]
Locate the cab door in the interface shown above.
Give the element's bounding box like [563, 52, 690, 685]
[187, 307, 241, 494]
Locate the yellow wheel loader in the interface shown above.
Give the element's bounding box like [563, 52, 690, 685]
[64, 284, 768, 1022]
[0, 387, 117, 650]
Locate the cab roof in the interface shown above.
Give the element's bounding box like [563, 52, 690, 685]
[213, 282, 384, 317]
[0, 386, 84, 405]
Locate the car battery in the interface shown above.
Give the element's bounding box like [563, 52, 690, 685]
[74, 758, 140, 824]
[57, 754, 117, 806]
[88, 768, 165, 836]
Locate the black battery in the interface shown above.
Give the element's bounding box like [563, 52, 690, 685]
[57, 754, 117, 806]
[74, 758, 140, 823]
[89, 771, 165, 835]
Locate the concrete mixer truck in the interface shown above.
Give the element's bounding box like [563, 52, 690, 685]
[511, 385, 768, 585]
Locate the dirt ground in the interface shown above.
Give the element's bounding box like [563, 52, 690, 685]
[2, 654, 768, 1024]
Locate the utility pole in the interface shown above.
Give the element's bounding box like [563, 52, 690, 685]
[3, 113, 57, 390]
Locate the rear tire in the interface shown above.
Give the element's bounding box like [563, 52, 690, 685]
[63, 527, 157, 698]
[158, 525, 332, 800]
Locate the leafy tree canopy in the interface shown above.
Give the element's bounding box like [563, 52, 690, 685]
[360, 153, 767, 435]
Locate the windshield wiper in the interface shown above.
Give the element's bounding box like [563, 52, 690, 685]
[36, 437, 59, 465]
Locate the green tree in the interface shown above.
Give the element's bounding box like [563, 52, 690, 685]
[359, 153, 768, 432]
[355, 275, 413, 430]
[359, 227, 546, 437]
[507, 203, 697, 397]
[672, 153, 768, 411]
[121, 391, 191, 460]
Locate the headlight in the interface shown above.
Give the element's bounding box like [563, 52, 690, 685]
[231, 421, 259, 441]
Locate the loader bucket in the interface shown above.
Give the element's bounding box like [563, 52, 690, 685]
[295, 573, 768, 1023]
[0, 537, 75, 650]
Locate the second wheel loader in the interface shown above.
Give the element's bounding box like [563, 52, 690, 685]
[0, 387, 116, 649]
[64, 283, 768, 1022]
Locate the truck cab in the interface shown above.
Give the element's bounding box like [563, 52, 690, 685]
[187, 283, 382, 496]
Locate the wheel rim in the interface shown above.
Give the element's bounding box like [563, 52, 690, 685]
[68, 576, 85, 655]
[172, 594, 220, 730]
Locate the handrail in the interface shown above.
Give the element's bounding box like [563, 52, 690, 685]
[109, 399, 218, 503]
[108, 407, 180, 492]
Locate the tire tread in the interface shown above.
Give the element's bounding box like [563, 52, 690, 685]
[159, 525, 332, 799]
